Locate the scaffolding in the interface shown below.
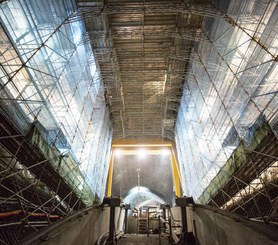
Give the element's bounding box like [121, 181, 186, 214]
[76, 0, 219, 140]
[175, 0, 278, 227]
[0, 0, 277, 242]
[0, 0, 112, 241]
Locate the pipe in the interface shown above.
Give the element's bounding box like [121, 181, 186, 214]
[28, 212, 61, 219]
[0, 210, 61, 219]
[0, 210, 22, 218]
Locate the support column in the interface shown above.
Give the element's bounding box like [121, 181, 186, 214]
[171, 147, 181, 197]
[176, 197, 195, 245]
[103, 197, 121, 244]
[123, 204, 130, 234]
[107, 150, 114, 197]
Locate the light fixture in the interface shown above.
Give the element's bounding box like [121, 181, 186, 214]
[137, 148, 147, 158]
[114, 148, 122, 156]
[161, 148, 171, 156]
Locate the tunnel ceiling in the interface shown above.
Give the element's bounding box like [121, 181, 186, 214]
[77, 0, 213, 140]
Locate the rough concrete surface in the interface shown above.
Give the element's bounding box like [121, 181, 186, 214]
[117, 234, 169, 245]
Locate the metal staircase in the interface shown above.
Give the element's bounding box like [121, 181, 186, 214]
[138, 218, 148, 234]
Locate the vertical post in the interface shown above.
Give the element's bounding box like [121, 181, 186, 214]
[181, 206, 188, 238]
[163, 208, 166, 220]
[107, 150, 114, 197]
[176, 197, 188, 244]
[124, 208, 128, 234]
[176, 197, 195, 245]
[124, 204, 130, 234]
[108, 206, 116, 243]
[169, 216, 173, 244]
[103, 197, 121, 244]
[147, 207, 150, 237]
[158, 215, 161, 245]
[171, 147, 181, 197]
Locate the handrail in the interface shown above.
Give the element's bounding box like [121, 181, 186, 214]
[19, 204, 102, 244]
[194, 204, 278, 241]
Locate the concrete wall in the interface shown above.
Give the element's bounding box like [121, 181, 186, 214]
[190, 206, 278, 245]
[20, 206, 124, 245]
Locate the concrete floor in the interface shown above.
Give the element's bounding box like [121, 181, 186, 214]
[117, 234, 169, 245]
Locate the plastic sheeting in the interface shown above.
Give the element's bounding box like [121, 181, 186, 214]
[29, 125, 94, 206]
[175, 0, 278, 200]
[0, 0, 112, 203]
[198, 122, 270, 204]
